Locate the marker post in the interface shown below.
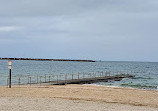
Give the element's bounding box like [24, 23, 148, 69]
[8, 61, 12, 88]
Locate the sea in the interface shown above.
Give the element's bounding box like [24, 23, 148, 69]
[0, 60, 158, 90]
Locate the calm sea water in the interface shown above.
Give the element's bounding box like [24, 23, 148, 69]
[0, 60, 158, 90]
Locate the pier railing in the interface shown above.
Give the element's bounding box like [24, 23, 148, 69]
[5, 71, 134, 87]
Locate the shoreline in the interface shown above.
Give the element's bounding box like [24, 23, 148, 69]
[85, 84, 158, 91]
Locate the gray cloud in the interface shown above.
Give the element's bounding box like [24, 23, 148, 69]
[0, 0, 158, 61]
[0, 0, 104, 17]
[1, 0, 158, 17]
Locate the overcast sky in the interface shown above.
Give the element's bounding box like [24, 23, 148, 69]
[0, 0, 158, 62]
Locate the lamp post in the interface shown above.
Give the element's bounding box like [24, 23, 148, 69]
[8, 60, 12, 88]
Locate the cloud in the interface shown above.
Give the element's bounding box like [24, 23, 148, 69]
[1, 0, 158, 17]
[0, 26, 21, 32]
[0, 0, 158, 61]
[0, 0, 104, 17]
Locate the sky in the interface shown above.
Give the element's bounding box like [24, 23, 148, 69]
[0, 0, 158, 62]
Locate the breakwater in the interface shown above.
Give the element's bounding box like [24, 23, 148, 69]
[0, 58, 95, 62]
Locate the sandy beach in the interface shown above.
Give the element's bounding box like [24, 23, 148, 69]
[0, 85, 158, 111]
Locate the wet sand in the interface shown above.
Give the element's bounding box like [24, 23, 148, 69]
[0, 85, 158, 111]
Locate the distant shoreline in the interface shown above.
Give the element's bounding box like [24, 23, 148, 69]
[0, 58, 96, 62]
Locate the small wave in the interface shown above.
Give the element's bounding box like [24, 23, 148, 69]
[135, 77, 153, 80]
[85, 83, 158, 90]
[84, 84, 123, 88]
[120, 83, 157, 89]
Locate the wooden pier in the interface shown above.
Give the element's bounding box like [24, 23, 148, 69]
[7, 72, 135, 87]
[13, 72, 134, 87]
[50, 74, 135, 85]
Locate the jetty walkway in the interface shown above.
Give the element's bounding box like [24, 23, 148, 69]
[8, 72, 135, 87]
[51, 74, 134, 85]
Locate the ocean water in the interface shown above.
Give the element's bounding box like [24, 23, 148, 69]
[0, 60, 158, 90]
